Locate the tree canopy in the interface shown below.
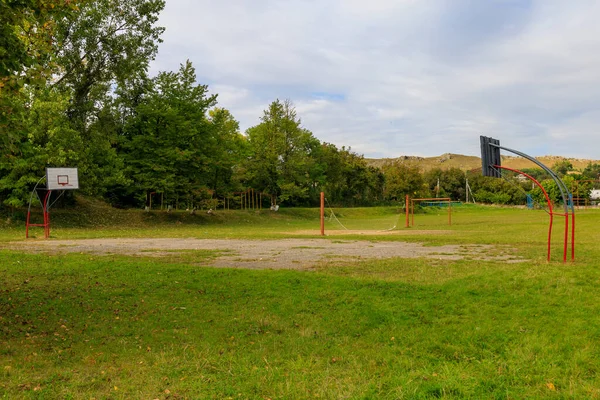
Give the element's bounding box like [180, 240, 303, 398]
[0, 1, 584, 210]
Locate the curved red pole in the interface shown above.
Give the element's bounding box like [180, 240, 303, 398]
[494, 165, 554, 262]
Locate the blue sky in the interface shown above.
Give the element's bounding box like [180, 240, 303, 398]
[151, 0, 600, 159]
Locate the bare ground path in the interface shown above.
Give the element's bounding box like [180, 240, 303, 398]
[4, 238, 521, 269]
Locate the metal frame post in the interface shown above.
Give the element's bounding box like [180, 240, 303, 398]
[481, 136, 575, 261]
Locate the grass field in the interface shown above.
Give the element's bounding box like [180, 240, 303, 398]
[2, 200, 600, 399]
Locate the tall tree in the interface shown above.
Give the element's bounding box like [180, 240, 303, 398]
[0, 0, 165, 206]
[381, 162, 426, 201]
[246, 99, 320, 204]
[0, 86, 84, 206]
[52, 0, 165, 196]
[53, 0, 165, 126]
[118, 61, 218, 207]
[1, 0, 79, 162]
[207, 108, 248, 196]
[0, 0, 78, 89]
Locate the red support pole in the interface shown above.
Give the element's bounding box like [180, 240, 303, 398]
[44, 190, 51, 239]
[26, 211, 31, 238]
[320, 192, 325, 236]
[494, 165, 554, 262]
[571, 213, 575, 261]
[548, 213, 554, 262]
[45, 209, 50, 239]
[563, 214, 568, 263]
[405, 195, 409, 228]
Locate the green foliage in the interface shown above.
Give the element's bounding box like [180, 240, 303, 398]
[424, 167, 466, 199]
[381, 162, 426, 199]
[0, 0, 80, 168]
[313, 143, 384, 206]
[118, 61, 218, 207]
[0, 0, 165, 207]
[530, 175, 575, 206]
[245, 100, 383, 205]
[53, 0, 165, 125]
[208, 108, 249, 196]
[551, 159, 574, 177]
[519, 167, 550, 181]
[469, 173, 527, 205]
[246, 100, 322, 205]
[581, 162, 600, 180]
[0, 0, 78, 89]
[0, 1, 583, 211]
[0, 87, 83, 207]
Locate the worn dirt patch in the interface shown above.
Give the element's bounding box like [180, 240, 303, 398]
[5, 238, 523, 269]
[288, 229, 453, 236]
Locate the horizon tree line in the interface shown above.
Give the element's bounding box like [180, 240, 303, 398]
[2, 0, 598, 211]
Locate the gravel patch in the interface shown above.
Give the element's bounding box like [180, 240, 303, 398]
[4, 238, 523, 269]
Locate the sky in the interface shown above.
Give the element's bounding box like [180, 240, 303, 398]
[150, 0, 600, 159]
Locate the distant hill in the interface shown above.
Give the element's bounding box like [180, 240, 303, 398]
[366, 153, 600, 172]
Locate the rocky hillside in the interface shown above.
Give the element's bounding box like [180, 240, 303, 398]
[366, 153, 599, 172]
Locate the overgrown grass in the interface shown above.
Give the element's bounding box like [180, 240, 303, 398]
[3, 252, 600, 399]
[2, 200, 600, 398]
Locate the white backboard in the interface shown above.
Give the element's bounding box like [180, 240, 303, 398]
[46, 168, 79, 190]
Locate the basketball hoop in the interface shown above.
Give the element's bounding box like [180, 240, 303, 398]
[26, 167, 79, 239]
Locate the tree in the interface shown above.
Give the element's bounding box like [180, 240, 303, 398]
[0, 0, 166, 207]
[51, 0, 165, 198]
[424, 168, 466, 200]
[469, 174, 527, 205]
[530, 175, 575, 206]
[53, 0, 165, 127]
[581, 163, 600, 180]
[207, 108, 249, 197]
[0, 86, 84, 207]
[246, 99, 320, 205]
[118, 61, 218, 207]
[1, 0, 79, 168]
[551, 160, 573, 177]
[381, 162, 426, 200]
[0, 0, 78, 89]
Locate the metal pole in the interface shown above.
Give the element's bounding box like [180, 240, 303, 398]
[405, 195, 409, 228]
[320, 192, 325, 236]
[43, 190, 52, 239]
[495, 165, 554, 262]
[489, 141, 575, 262]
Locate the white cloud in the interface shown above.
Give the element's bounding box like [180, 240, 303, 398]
[151, 0, 600, 159]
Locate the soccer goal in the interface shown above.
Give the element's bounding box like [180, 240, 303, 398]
[409, 197, 452, 227]
[318, 192, 405, 236]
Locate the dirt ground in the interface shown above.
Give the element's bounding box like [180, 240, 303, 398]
[5, 236, 521, 269]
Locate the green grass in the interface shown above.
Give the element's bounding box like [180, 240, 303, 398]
[2, 201, 600, 398]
